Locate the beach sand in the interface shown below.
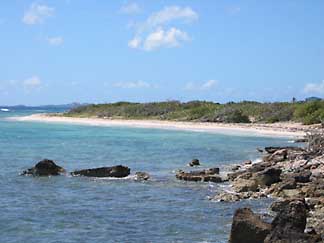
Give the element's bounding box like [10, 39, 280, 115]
[8, 113, 310, 138]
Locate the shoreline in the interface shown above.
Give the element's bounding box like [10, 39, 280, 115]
[7, 113, 309, 138]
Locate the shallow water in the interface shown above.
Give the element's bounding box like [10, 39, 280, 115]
[0, 109, 291, 243]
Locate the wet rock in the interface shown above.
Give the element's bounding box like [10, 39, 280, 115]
[188, 159, 200, 167]
[134, 172, 150, 181]
[176, 168, 222, 183]
[257, 147, 264, 153]
[231, 165, 241, 171]
[294, 138, 308, 143]
[71, 165, 130, 178]
[244, 160, 252, 165]
[21, 159, 65, 176]
[229, 208, 271, 243]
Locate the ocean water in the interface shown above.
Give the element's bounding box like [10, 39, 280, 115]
[0, 109, 291, 243]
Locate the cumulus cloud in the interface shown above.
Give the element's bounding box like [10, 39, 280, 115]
[47, 36, 64, 46]
[128, 6, 198, 51]
[128, 37, 142, 48]
[142, 27, 190, 51]
[22, 3, 54, 25]
[120, 2, 141, 15]
[185, 80, 219, 91]
[145, 6, 198, 29]
[23, 76, 42, 90]
[304, 81, 324, 94]
[113, 81, 156, 89]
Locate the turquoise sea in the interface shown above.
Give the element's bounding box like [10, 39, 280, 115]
[0, 108, 291, 243]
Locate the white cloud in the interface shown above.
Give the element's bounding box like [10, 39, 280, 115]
[145, 6, 198, 28]
[304, 80, 324, 94]
[127, 5, 198, 51]
[47, 36, 64, 46]
[142, 27, 189, 51]
[128, 37, 142, 48]
[185, 80, 219, 91]
[120, 2, 141, 15]
[113, 81, 155, 89]
[22, 3, 54, 25]
[23, 76, 42, 90]
[0, 76, 42, 94]
[201, 80, 218, 90]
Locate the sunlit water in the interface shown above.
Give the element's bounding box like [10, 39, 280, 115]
[0, 109, 291, 243]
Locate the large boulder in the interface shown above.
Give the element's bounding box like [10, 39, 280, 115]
[229, 208, 271, 243]
[265, 149, 287, 163]
[71, 165, 130, 178]
[232, 178, 259, 192]
[264, 199, 321, 243]
[254, 167, 282, 187]
[21, 159, 65, 176]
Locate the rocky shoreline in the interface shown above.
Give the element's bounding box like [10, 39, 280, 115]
[22, 131, 324, 242]
[209, 132, 324, 242]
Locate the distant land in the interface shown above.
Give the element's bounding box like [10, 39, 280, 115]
[62, 97, 324, 125]
[0, 102, 86, 110]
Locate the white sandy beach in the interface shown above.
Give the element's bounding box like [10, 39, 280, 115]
[7, 113, 311, 138]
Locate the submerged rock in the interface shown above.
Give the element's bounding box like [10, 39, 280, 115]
[188, 159, 200, 167]
[71, 165, 130, 178]
[176, 168, 222, 183]
[134, 172, 150, 181]
[21, 159, 65, 176]
[229, 208, 271, 243]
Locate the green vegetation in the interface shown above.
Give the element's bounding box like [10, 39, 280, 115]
[65, 100, 324, 124]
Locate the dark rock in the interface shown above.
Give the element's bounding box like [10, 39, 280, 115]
[244, 160, 252, 165]
[71, 165, 130, 178]
[229, 208, 271, 243]
[292, 170, 312, 183]
[264, 199, 321, 243]
[257, 147, 264, 153]
[21, 159, 65, 176]
[294, 138, 308, 143]
[270, 198, 304, 213]
[231, 165, 241, 171]
[248, 162, 272, 173]
[254, 167, 282, 187]
[188, 159, 200, 167]
[134, 172, 150, 181]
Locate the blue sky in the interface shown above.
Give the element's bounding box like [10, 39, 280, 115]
[0, 0, 324, 105]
